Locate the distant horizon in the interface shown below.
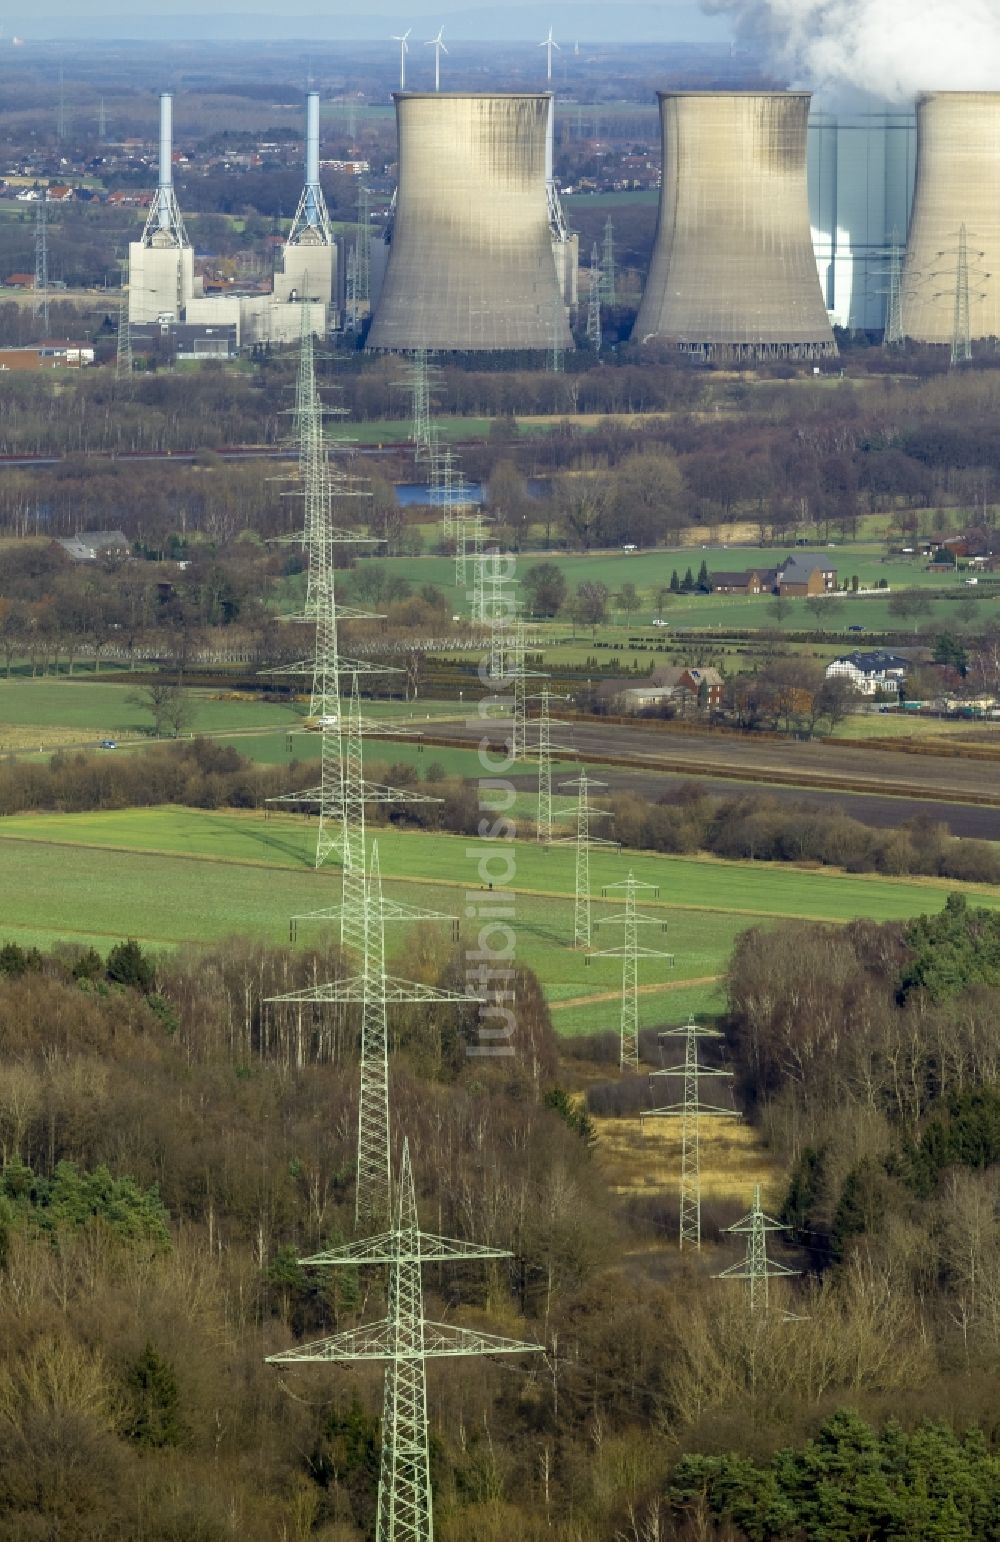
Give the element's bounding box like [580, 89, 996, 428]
[4, 2, 734, 46]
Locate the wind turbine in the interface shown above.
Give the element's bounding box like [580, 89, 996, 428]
[539, 24, 560, 83]
[425, 26, 447, 92]
[392, 28, 412, 91]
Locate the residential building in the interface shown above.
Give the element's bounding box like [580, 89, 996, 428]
[622, 666, 724, 713]
[56, 530, 131, 562]
[710, 568, 777, 596]
[825, 650, 910, 696]
[776, 553, 838, 596]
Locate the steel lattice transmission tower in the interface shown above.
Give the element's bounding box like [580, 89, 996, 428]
[716, 1183, 800, 1313]
[346, 183, 372, 332]
[528, 688, 575, 844]
[952, 223, 973, 368]
[268, 1139, 543, 1538]
[98, 96, 107, 140]
[115, 292, 132, 384]
[883, 229, 904, 349]
[589, 871, 673, 1071]
[267, 323, 423, 875]
[550, 291, 565, 375]
[602, 215, 616, 306]
[268, 843, 478, 1229]
[33, 195, 49, 334]
[643, 1018, 739, 1249]
[287, 675, 456, 956]
[554, 771, 616, 949]
[407, 349, 434, 463]
[586, 242, 602, 353]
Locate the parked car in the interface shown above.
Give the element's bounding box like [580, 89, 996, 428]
[848, 624, 865, 632]
[651, 618, 669, 627]
[98, 739, 117, 750]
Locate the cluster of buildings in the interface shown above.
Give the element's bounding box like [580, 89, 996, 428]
[121, 83, 1000, 362]
[127, 93, 338, 348]
[711, 554, 839, 598]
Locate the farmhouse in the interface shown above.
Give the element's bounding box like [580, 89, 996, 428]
[710, 568, 776, 596]
[621, 666, 724, 713]
[825, 650, 910, 697]
[775, 554, 838, 597]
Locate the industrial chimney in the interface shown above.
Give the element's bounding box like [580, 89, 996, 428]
[128, 91, 194, 326]
[899, 92, 1000, 345]
[366, 93, 573, 353]
[634, 92, 836, 361]
[271, 90, 337, 326]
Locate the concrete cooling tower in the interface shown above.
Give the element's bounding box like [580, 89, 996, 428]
[366, 93, 573, 354]
[634, 92, 836, 361]
[899, 92, 1000, 345]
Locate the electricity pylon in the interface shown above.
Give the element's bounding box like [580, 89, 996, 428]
[642, 1018, 739, 1250]
[33, 195, 49, 334]
[550, 291, 565, 375]
[586, 242, 602, 354]
[268, 844, 479, 1228]
[601, 215, 616, 306]
[267, 1139, 543, 1538]
[346, 183, 371, 332]
[716, 1183, 800, 1313]
[407, 349, 434, 463]
[528, 688, 575, 843]
[267, 317, 420, 873]
[115, 292, 132, 383]
[588, 871, 673, 1071]
[288, 676, 456, 956]
[553, 771, 616, 949]
[883, 229, 904, 348]
[98, 96, 107, 140]
[509, 616, 547, 763]
[952, 223, 973, 368]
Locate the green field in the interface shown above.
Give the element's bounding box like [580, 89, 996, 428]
[354, 540, 993, 631]
[2, 807, 995, 1037]
[0, 679, 463, 756]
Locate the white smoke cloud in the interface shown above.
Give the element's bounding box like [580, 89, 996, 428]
[705, 0, 1000, 100]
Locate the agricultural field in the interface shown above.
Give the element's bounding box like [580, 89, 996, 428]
[355, 539, 995, 631]
[1, 806, 996, 1037]
[0, 677, 460, 756]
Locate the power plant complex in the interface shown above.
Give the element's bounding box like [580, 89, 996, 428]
[128, 91, 338, 346]
[125, 79, 1000, 361]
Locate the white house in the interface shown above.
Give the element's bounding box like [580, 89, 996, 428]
[825, 650, 910, 697]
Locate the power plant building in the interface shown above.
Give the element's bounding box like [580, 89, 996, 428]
[808, 106, 916, 333]
[366, 93, 573, 354]
[131, 92, 337, 347]
[899, 91, 1000, 344]
[634, 91, 837, 360]
[127, 94, 196, 326]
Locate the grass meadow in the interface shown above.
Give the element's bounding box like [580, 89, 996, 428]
[1, 807, 995, 1038]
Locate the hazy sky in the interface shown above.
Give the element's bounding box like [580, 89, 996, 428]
[21, 1, 731, 44]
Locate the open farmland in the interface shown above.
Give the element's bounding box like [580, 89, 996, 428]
[1, 807, 997, 1037]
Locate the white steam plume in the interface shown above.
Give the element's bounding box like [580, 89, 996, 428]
[705, 0, 1000, 100]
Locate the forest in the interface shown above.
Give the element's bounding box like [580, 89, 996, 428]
[0, 886, 998, 1537]
[3, 357, 1000, 555]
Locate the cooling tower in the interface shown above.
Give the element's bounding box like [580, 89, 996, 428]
[899, 92, 1000, 345]
[366, 93, 573, 353]
[634, 92, 836, 360]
